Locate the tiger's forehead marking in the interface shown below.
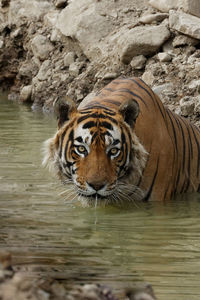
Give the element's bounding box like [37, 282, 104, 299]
[74, 113, 122, 147]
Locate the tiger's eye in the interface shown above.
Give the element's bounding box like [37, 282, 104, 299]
[109, 148, 120, 157]
[77, 146, 86, 153]
[110, 148, 118, 155]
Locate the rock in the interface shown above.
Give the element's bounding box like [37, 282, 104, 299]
[180, 96, 195, 116]
[169, 10, 200, 40]
[54, 0, 67, 9]
[157, 52, 172, 62]
[142, 71, 155, 86]
[194, 96, 200, 115]
[130, 55, 147, 69]
[0, 40, 4, 49]
[56, 0, 114, 61]
[103, 72, 118, 80]
[8, 0, 53, 25]
[19, 85, 32, 102]
[149, 0, 178, 12]
[50, 28, 62, 43]
[36, 60, 52, 81]
[188, 79, 200, 92]
[139, 13, 168, 24]
[179, 0, 200, 18]
[117, 24, 170, 64]
[63, 52, 76, 67]
[172, 34, 199, 47]
[69, 62, 80, 77]
[31, 35, 54, 61]
[162, 38, 174, 53]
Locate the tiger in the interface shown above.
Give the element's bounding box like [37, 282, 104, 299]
[43, 77, 200, 205]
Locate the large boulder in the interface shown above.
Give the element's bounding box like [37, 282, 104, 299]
[56, 0, 115, 61]
[169, 11, 200, 40]
[8, 0, 53, 25]
[114, 24, 170, 64]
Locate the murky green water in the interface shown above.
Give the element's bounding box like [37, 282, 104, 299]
[1, 95, 200, 299]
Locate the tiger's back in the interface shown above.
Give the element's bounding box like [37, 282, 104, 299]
[43, 77, 200, 204]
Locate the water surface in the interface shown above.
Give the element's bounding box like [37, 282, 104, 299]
[1, 95, 200, 299]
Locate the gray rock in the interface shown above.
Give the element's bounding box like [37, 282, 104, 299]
[54, 0, 67, 8]
[8, 0, 52, 25]
[130, 55, 147, 69]
[142, 71, 155, 86]
[117, 24, 170, 64]
[194, 96, 200, 115]
[31, 35, 54, 61]
[179, 0, 200, 18]
[149, 0, 178, 12]
[37, 60, 52, 81]
[63, 52, 76, 67]
[157, 52, 172, 62]
[169, 10, 200, 40]
[180, 96, 195, 116]
[172, 34, 199, 47]
[56, 0, 114, 61]
[139, 13, 168, 24]
[68, 62, 80, 77]
[103, 72, 118, 80]
[19, 85, 32, 102]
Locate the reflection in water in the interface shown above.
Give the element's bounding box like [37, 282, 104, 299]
[1, 95, 200, 300]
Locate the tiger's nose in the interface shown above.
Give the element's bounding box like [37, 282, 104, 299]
[87, 181, 106, 191]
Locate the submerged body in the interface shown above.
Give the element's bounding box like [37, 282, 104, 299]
[43, 77, 200, 204]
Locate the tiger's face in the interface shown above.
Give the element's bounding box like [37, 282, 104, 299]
[43, 97, 147, 204]
[57, 108, 133, 198]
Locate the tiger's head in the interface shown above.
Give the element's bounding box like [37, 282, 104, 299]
[43, 97, 147, 205]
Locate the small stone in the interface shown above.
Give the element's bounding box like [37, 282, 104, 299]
[68, 62, 80, 77]
[173, 35, 199, 47]
[139, 13, 168, 24]
[0, 39, 4, 48]
[63, 52, 76, 67]
[157, 52, 172, 62]
[142, 71, 155, 86]
[130, 55, 147, 69]
[103, 72, 118, 79]
[180, 96, 195, 116]
[20, 85, 32, 102]
[31, 35, 54, 61]
[188, 80, 200, 92]
[54, 0, 67, 8]
[194, 96, 200, 115]
[37, 60, 52, 81]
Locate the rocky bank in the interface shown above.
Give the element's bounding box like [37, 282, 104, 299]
[0, 0, 200, 125]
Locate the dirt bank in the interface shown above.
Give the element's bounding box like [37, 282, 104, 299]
[0, 0, 200, 125]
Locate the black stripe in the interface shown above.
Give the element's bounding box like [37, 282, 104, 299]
[77, 113, 118, 125]
[117, 88, 148, 107]
[190, 125, 200, 177]
[59, 131, 66, 158]
[75, 136, 83, 143]
[83, 121, 97, 129]
[103, 99, 121, 106]
[100, 121, 113, 130]
[166, 110, 178, 154]
[143, 156, 159, 201]
[64, 129, 74, 161]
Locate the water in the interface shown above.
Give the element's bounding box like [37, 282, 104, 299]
[1, 94, 200, 299]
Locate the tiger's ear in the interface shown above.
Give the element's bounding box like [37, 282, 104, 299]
[53, 97, 77, 128]
[119, 99, 139, 127]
